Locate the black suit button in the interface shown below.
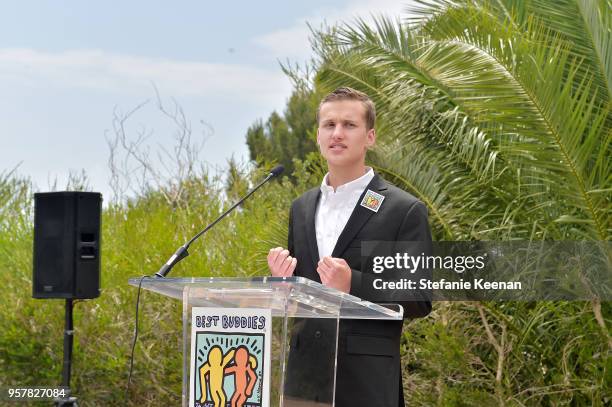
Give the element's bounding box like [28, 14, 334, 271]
[314, 330, 321, 338]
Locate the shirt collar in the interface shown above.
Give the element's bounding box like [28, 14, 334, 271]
[320, 167, 374, 196]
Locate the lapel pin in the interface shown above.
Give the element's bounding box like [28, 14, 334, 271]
[360, 189, 385, 213]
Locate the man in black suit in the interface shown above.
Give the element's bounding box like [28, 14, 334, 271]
[268, 87, 432, 407]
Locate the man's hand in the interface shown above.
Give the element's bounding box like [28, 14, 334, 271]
[267, 247, 297, 277]
[317, 256, 351, 293]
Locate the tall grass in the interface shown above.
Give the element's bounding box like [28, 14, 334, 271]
[0, 163, 308, 406]
[0, 155, 609, 405]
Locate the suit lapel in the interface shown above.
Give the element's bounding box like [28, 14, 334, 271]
[331, 174, 388, 258]
[304, 188, 321, 269]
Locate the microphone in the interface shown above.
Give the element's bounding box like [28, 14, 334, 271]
[269, 165, 284, 177]
[155, 165, 284, 278]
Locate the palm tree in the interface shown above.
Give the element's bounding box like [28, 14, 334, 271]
[311, 0, 611, 404]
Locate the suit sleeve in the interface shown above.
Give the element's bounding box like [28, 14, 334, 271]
[287, 203, 295, 258]
[393, 201, 433, 318]
[348, 201, 433, 319]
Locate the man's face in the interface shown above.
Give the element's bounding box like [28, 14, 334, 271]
[316, 100, 375, 169]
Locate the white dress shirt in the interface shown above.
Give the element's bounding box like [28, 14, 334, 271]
[315, 168, 374, 260]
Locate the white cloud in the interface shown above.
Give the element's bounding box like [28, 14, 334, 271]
[0, 48, 292, 103]
[253, 0, 410, 60]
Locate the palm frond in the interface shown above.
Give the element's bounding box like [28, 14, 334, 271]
[316, 12, 610, 239]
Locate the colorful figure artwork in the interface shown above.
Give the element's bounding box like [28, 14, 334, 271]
[193, 333, 266, 407]
[360, 189, 385, 212]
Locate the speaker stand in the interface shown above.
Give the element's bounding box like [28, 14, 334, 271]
[54, 299, 79, 407]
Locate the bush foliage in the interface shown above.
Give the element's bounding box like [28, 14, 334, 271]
[1, 0, 610, 405]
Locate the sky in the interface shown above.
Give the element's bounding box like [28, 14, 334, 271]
[0, 1, 407, 201]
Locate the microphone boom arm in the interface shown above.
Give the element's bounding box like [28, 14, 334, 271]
[155, 167, 283, 278]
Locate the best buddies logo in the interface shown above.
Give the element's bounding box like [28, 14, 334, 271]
[189, 308, 272, 407]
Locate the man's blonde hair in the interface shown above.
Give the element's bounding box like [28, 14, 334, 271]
[317, 87, 376, 130]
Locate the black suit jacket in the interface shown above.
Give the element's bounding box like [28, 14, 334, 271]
[285, 173, 432, 407]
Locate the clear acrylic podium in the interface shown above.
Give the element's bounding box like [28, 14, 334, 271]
[129, 276, 403, 407]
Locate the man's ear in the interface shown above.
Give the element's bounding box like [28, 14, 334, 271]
[366, 128, 376, 148]
[316, 128, 321, 146]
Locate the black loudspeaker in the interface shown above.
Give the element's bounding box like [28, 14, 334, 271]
[33, 192, 102, 299]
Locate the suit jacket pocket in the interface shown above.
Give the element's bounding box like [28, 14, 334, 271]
[338, 334, 399, 406]
[346, 334, 395, 357]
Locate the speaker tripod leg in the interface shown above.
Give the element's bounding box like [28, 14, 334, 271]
[54, 298, 79, 407]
